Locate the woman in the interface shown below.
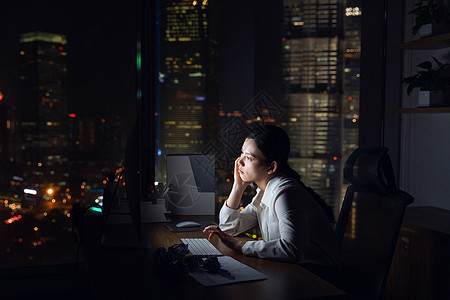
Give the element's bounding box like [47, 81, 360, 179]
[203, 125, 341, 267]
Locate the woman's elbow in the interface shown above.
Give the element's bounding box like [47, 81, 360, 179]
[218, 223, 238, 236]
[277, 240, 300, 262]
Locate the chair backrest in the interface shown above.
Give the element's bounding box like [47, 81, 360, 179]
[335, 147, 413, 299]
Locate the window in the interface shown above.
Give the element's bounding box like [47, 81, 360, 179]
[155, 0, 361, 218]
[0, 1, 137, 271]
[0, 0, 361, 272]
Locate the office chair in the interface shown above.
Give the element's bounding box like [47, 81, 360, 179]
[333, 146, 414, 299]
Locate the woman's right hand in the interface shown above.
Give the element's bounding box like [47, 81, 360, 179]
[233, 156, 250, 190]
[225, 157, 249, 210]
[203, 225, 245, 252]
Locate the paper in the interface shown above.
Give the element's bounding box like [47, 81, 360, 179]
[188, 256, 267, 287]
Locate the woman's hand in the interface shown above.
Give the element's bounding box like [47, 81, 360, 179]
[233, 157, 250, 190]
[203, 225, 245, 253]
[224, 157, 250, 210]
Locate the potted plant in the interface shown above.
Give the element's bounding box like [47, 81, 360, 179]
[402, 57, 450, 107]
[408, 0, 450, 37]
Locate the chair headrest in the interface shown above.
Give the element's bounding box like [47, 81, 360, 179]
[344, 146, 397, 193]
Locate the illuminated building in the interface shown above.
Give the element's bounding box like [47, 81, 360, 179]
[0, 90, 18, 184]
[281, 0, 361, 213]
[0, 91, 7, 163]
[341, 0, 361, 178]
[157, 0, 219, 181]
[68, 115, 125, 160]
[18, 32, 69, 186]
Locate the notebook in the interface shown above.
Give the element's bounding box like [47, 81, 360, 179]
[188, 256, 267, 287]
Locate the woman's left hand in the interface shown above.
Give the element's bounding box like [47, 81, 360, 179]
[203, 225, 245, 253]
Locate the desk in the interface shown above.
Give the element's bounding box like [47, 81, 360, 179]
[385, 206, 450, 299]
[76, 215, 345, 300]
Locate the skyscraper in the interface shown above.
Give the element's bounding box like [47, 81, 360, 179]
[19, 32, 69, 186]
[157, 0, 219, 181]
[0, 91, 7, 163]
[282, 0, 345, 213]
[341, 0, 361, 172]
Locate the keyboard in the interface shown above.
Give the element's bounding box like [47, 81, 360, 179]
[180, 238, 222, 257]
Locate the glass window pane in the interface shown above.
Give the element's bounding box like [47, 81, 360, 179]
[0, 1, 137, 269]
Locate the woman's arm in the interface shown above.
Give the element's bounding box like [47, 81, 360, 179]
[203, 225, 246, 252]
[241, 189, 302, 262]
[210, 189, 300, 261]
[219, 199, 259, 236]
[218, 156, 259, 236]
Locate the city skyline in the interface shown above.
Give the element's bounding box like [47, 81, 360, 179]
[18, 32, 69, 187]
[157, 0, 220, 183]
[0, 0, 362, 207]
[0, 0, 361, 270]
[0, 0, 137, 119]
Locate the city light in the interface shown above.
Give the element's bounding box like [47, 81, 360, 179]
[345, 7, 362, 17]
[5, 215, 22, 224]
[47, 188, 54, 195]
[90, 206, 102, 213]
[24, 188, 37, 195]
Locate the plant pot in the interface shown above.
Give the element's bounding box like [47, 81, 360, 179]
[419, 22, 450, 38]
[418, 90, 444, 107]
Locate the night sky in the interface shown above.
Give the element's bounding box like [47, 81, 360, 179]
[1, 0, 138, 119]
[0, 0, 269, 120]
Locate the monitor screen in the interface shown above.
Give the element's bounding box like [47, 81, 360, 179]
[100, 0, 156, 248]
[100, 119, 152, 248]
[123, 119, 143, 242]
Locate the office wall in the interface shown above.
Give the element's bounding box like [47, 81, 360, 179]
[400, 113, 450, 209]
[399, 1, 450, 210]
[361, 0, 450, 210]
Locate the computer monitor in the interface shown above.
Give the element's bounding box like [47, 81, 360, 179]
[166, 154, 215, 216]
[100, 0, 157, 248]
[100, 119, 152, 248]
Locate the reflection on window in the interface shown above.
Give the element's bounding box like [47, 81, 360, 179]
[0, 0, 360, 270]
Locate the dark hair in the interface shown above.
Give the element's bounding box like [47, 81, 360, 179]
[247, 125, 335, 223]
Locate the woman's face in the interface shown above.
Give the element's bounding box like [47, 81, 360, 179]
[238, 138, 272, 184]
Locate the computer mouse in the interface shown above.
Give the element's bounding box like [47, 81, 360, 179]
[175, 221, 201, 228]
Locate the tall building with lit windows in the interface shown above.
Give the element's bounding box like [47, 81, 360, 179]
[157, 0, 219, 181]
[281, 0, 360, 213]
[18, 32, 69, 186]
[341, 0, 361, 174]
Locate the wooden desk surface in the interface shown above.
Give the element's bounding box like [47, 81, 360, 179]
[77, 215, 345, 300]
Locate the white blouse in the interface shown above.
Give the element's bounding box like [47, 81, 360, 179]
[219, 175, 341, 266]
